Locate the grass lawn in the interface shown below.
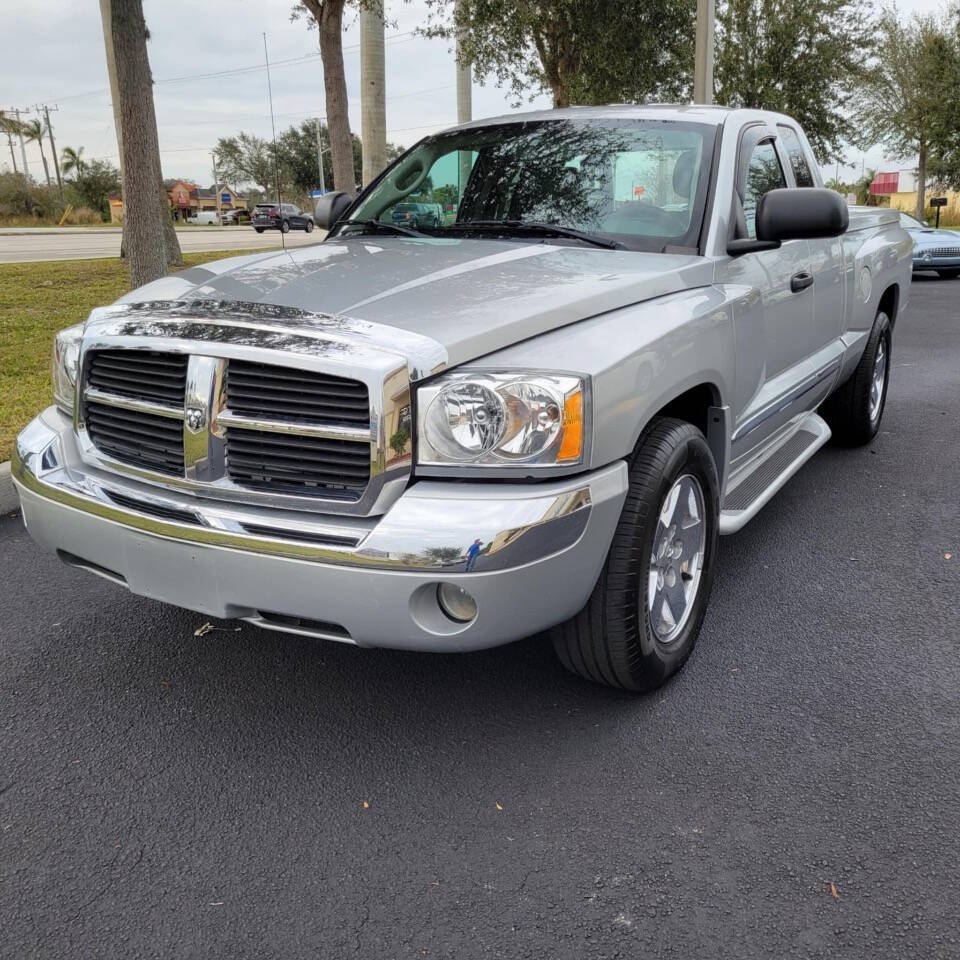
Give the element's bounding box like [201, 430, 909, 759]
[0, 251, 261, 459]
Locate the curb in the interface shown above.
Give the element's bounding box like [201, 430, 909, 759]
[0, 461, 19, 515]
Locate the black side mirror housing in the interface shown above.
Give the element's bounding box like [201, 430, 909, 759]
[314, 191, 353, 231]
[756, 187, 849, 242]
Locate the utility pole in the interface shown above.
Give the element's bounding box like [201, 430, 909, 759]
[43, 105, 63, 197]
[14, 108, 29, 179]
[454, 0, 472, 199]
[360, 3, 386, 186]
[5, 128, 17, 175]
[693, 0, 715, 104]
[316, 118, 326, 194]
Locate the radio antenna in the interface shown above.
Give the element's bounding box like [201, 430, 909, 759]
[263, 32, 285, 251]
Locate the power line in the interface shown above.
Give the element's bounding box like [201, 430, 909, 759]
[33, 31, 417, 106]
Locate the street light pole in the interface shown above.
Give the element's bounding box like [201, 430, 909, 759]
[693, 0, 715, 105]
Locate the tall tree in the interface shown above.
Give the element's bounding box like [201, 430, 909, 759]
[423, 0, 695, 109]
[855, 7, 960, 219]
[714, 0, 873, 163]
[106, 0, 182, 285]
[22, 119, 51, 187]
[295, 0, 357, 193]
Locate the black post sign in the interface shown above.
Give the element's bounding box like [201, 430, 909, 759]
[931, 196, 948, 228]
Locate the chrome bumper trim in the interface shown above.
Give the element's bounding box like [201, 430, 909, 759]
[14, 407, 625, 575]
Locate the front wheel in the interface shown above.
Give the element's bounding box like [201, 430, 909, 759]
[550, 418, 719, 692]
[281, 220, 290, 234]
[305, 219, 314, 233]
[821, 308, 891, 446]
[254, 227, 264, 234]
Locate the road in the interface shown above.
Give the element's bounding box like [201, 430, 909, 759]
[0, 226, 320, 263]
[1, 278, 958, 959]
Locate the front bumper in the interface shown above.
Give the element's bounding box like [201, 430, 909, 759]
[13, 407, 628, 651]
[913, 255, 960, 271]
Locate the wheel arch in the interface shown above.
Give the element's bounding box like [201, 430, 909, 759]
[878, 283, 900, 329]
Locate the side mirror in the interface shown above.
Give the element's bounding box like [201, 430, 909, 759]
[757, 187, 849, 242]
[314, 191, 353, 231]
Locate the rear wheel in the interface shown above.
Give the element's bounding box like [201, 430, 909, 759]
[550, 418, 719, 692]
[937, 268, 960, 279]
[254, 228, 264, 234]
[821, 308, 891, 446]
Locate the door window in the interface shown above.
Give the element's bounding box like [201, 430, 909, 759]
[777, 126, 815, 188]
[743, 141, 786, 239]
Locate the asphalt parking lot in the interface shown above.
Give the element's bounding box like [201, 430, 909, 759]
[1, 277, 958, 959]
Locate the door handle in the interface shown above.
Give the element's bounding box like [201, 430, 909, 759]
[790, 270, 814, 293]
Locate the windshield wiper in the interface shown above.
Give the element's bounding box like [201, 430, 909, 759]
[447, 219, 624, 250]
[337, 219, 427, 238]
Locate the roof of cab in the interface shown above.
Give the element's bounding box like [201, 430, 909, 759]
[438, 103, 801, 136]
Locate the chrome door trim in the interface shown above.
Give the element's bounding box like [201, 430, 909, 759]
[731, 357, 841, 443]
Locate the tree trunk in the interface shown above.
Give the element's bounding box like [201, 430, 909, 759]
[109, 0, 180, 286]
[916, 142, 926, 221]
[360, 3, 387, 186]
[160, 180, 182, 265]
[313, 0, 356, 193]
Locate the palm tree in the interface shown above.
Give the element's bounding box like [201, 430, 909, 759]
[0, 110, 21, 174]
[61, 145, 86, 181]
[23, 119, 51, 187]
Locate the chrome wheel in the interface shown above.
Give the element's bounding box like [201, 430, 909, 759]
[647, 474, 706, 644]
[870, 336, 887, 423]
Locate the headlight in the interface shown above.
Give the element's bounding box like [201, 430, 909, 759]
[417, 372, 587, 468]
[51, 324, 84, 415]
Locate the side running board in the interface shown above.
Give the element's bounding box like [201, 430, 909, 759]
[719, 413, 831, 534]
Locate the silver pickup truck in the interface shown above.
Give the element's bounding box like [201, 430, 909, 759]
[14, 105, 911, 692]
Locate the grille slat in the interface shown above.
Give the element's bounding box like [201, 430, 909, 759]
[86, 350, 187, 404]
[225, 427, 370, 498]
[226, 360, 370, 428]
[86, 403, 184, 474]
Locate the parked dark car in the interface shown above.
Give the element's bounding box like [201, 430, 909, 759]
[390, 202, 442, 228]
[252, 203, 314, 234]
[221, 208, 252, 225]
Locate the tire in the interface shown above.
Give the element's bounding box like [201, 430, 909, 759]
[281, 220, 290, 234]
[305, 219, 314, 233]
[821, 308, 891, 446]
[937, 269, 960, 279]
[550, 418, 720, 692]
[254, 228, 264, 234]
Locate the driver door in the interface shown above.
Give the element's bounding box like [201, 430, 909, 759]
[719, 125, 816, 464]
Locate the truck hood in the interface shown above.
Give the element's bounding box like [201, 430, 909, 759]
[118, 237, 713, 368]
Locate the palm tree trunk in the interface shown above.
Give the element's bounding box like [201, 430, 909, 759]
[109, 0, 178, 286]
[360, 3, 386, 187]
[316, 0, 356, 193]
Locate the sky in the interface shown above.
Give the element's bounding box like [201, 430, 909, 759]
[0, 0, 950, 189]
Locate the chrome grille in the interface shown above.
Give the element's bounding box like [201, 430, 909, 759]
[925, 247, 960, 257]
[85, 401, 185, 475]
[226, 359, 369, 426]
[224, 427, 370, 499]
[86, 349, 187, 404]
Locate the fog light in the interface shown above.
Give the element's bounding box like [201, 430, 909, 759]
[437, 583, 477, 623]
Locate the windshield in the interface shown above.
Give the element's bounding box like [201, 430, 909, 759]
[341, 118, 717, 252]
[900, 212, 926, 230]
